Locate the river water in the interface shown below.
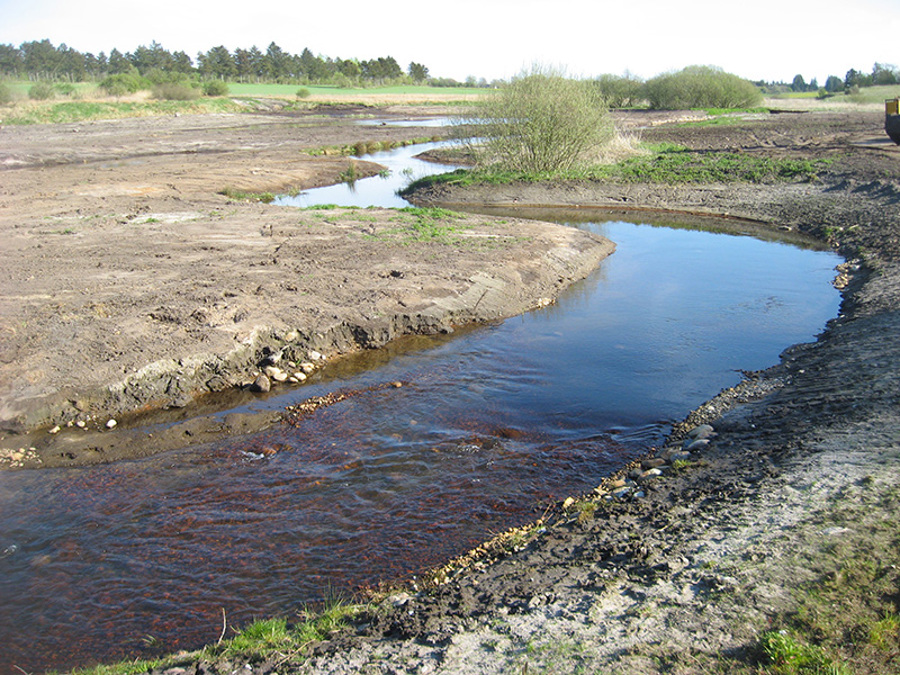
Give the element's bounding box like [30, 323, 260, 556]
[0, 139, 843, 674]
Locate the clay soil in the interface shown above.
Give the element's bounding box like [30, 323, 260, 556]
[3, 104, 900, 674]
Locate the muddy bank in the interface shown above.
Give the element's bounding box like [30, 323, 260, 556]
[0, 106, 613, 466]
[4, 106, 900, 673]
[173, 110, 900, 673]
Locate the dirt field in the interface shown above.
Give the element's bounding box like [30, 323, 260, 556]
[3, 103, 900, 673]
[0, 106, 613, 467]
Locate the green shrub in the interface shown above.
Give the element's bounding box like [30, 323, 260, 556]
[0, 82, 13, 105]
[54, 83, 77, 97]
[460, 66, 614, 173]
[152, 82, 200, 101]
[100, 73, 148, 97]
[28, 82, 55, 100]
[202, 80, 229, 96]
[593, 73, 645, 108]
[644, 65, 763, 109]
[296, 87, 311, 98]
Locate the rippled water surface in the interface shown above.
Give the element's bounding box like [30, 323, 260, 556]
[0, 142, 843, 674]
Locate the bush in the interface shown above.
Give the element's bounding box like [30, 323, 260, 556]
[296, 87, 311, 98]
[460, 66, 614, 172]
[593, 73, 645, 108]
[202, 80, 229, 96]
[644, 65, 762, 109]
[0, 82, 13, 105]
[100, 73, 148, 97]
[152, 82, 200, 101]
[28, 82, 55, 101]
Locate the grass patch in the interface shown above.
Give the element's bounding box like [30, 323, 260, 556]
[2, 98, 243, 124]
[379, 206, 469, 244]
[70, 599, 364, 675]
[405, 143, 831, 192]
[219, 187, 276, 203]
[753, 487, 900, 674]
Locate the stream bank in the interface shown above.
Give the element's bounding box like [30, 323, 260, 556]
[2, 107, 900, 673]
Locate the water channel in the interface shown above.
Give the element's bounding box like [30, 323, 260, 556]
[0, 137, 843, 674]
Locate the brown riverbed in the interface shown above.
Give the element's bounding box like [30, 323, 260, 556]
[3, 103, 900, 674]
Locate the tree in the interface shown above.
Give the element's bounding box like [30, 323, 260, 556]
[408, 62, 429, 83]
[264, 42, 290, 80]
[791, 74, 807, 92]
[872, 62, 898, 86]
[107, 48, 133, 75]
[461, 67, 614, 173]
[824, 75, 844, 93]
[0, 43, 24, 78]
[644, 66, 762, 109]
[197, 45, 235, 80]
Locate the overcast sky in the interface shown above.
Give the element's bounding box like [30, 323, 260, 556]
[2, 0, 898, 84]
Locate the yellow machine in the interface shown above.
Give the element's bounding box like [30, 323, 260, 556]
[887, 98, 900, 144]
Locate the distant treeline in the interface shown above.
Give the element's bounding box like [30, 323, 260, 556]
[756, 63, 900, 95]
[0, 39, 492, 87]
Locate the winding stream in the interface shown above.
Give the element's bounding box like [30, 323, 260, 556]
[0, 138, 843, 674]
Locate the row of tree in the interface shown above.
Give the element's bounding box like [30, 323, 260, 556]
[782, 63, 899, 94]
[0, 39, 435, 85]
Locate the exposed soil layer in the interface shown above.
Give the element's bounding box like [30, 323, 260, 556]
[0, 106, 612, 467]
[4, 106, 900, 673]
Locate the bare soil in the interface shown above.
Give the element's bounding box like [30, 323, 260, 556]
[3, 104, 900, 674]
[0, 105, 612, 467]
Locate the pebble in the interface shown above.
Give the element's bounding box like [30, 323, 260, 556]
[106, 419, 117, 429]
[299, 362, 316, 374]
[611, 486, 632, 499]
[49, 425, 61, 434]
[640, 468, 663, 480]
[308, 350, 324, 361]
[641, 458, 667, 470]
[251, 374, 271, 393]
[264, 366, 289, 383]
[687, 424, 716, 440]
[668, 451, 692, 463]
[684, 438, 710, 452]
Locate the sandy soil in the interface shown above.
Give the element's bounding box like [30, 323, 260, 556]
[3, 104, 900, 674]
[0, 106, 612, 467]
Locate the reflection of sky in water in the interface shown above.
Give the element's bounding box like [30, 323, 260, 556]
[0, 136, 843, 674]
[275, 140, 464, 208]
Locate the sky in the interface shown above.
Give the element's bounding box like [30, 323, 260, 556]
[2, 0, 899, 84]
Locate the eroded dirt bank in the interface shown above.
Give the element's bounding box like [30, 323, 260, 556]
[0, 107, 612, 467]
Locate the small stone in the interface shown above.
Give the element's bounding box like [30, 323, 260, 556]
[391, 381, 403, 388]
[49, 425, 61, 434]
[684, 438, 710, 452]
[612, 486, 631, 499]
[308, 350, 324, 361]
[75, 420, 86, 428]
[610, 478, 627, 489]
[641, 458, 667, 470]
[293, 372, 307, 382]
[562, 496, 576, 509]
[668, 451, 691, 463]
[299, 362, 316, 374]
[105, 419, 117, 429]
[687, 424, 715, 439]
[640, 468, 663, 480]
[251, 375, 271, 393]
